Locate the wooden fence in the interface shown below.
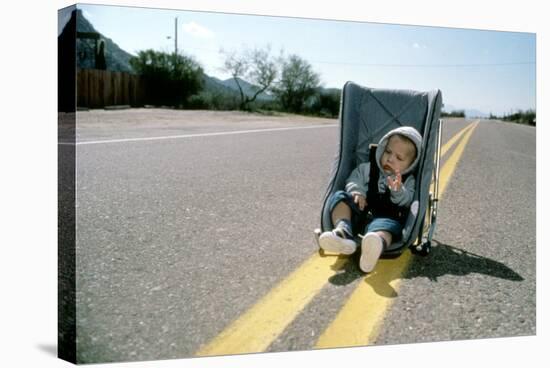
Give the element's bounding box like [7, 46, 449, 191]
[77, 69, 145, 109]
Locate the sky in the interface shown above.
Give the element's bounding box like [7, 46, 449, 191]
[65, 3, 536, 116]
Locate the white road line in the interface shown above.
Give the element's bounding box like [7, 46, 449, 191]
[59, 124, 337, 146]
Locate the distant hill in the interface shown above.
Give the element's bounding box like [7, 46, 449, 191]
[463, 109, 490, 118]
[201, 75, 242, 100]
[443, 104, 489, 118]
[75, 9, 134, 72]
[219, 77, 275, 101]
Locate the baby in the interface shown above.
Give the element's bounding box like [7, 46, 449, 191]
[319, 126, 423, 272]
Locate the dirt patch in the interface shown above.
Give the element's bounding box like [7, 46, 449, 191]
[70, 109, 338, 142]
[76, 108, 336, 127]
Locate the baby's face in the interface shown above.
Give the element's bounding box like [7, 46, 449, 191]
[380, 135, 416, 175]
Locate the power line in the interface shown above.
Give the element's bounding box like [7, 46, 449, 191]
[179, 45, 534, 68]
[309, 60, 535, 68]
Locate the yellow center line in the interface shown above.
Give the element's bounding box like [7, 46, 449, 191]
[314, 120, 479, 349]
[195, 254, 348, 356]
[427, 121, 476, 196]
[195, 120, 479, 357]
[440, 121, 477, 157]
[438, 121, 478, 193]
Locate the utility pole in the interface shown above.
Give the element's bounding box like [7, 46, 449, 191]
[172, 16, 178, 71]
[174, 17, 178, 56]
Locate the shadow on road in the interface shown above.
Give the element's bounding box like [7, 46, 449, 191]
[326, 240, 524, 297]
[36, 343, 57, 357]
[404, 240, 524, 282]
[326, 253, 363, 286]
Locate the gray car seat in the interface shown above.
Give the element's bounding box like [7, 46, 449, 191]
[318, 82, 443, 255]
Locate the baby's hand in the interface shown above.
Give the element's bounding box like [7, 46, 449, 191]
[386, 170, 403, 191]
[352, 192, 367, 211]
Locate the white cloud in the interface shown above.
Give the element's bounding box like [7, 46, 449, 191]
[183, 21, 214, 39]
[412, 42, 427, 49]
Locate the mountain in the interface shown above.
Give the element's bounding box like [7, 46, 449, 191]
[463, 109, 490, 118]
[201, 75, 241, 99]
[74, 9, 134, 72]
[443, 104, 489, 118]
[219, 77, 275, 101]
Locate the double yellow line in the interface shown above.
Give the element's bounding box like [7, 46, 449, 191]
[196, 120, 479, 357]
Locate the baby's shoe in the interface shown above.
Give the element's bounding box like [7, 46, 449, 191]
[319, 221, 357, 255]
[359, 233, 384, 272]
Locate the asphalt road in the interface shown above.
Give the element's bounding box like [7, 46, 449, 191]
[375, 120, 535, 345]
[67, 112, 535, 363]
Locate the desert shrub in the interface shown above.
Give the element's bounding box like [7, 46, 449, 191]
[441, 110, 465, 118]
[130, 50, 204, 107]
[307, 89, 341, 118]
[502, 109, 536, 126]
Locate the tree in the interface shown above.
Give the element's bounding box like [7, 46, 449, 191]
[221, 46, 278, 110]
[273, 54, 321, 113]
[310, 88, 341, 117]
[130, 49, 204, 107]
[501, 109, 536, 126]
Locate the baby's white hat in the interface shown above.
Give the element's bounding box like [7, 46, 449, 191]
[375, 126, 423, 175]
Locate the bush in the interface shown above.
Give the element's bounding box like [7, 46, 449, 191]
[501, 109, 536, 126]
[441, 110, 465, 118]
[186, 91, 240, 110]
[309, 89, 341, 118]
[130, 50, 204, 107]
